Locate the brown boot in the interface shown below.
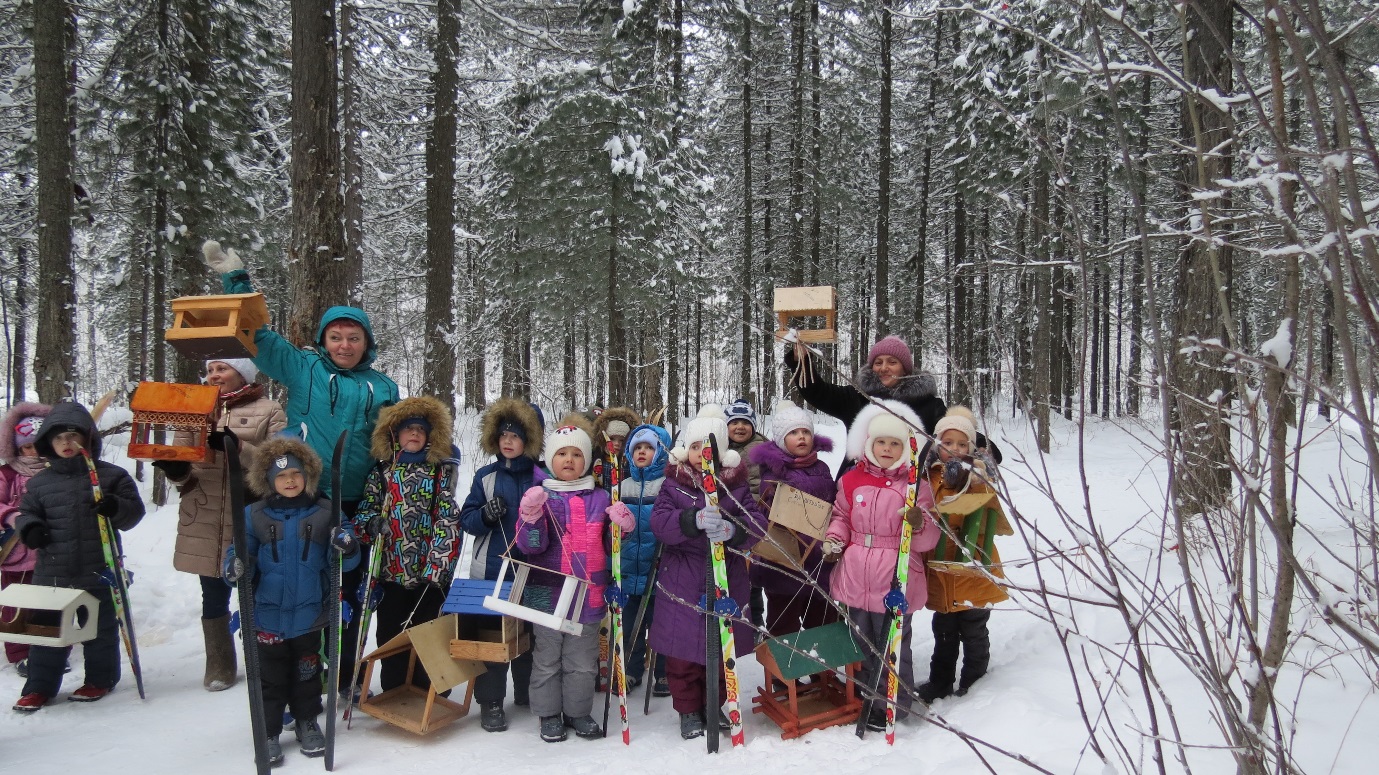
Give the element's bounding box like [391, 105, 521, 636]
[202, 614, 238, 691]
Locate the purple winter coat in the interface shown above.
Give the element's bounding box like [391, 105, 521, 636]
[517, 469, 612, 626]
[649, 461, 766, 664]
[749, 437, 837, 597]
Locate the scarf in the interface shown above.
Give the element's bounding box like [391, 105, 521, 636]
[8, 455, 46, 478]
[544, 474, 596, 493]
[784, 450, 820, 470]
[220, 382, 265, 409]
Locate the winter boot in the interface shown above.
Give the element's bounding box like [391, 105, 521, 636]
[295, 716, 326, 757]
[68, 684, 111, 702]
[12, 692, 48, 712]
[916, 681, 952, 704]
[265, 736, 285, 767]
[716, 708, 731, 730]
[539, 714, 568, 742]
[652, 676, 670, 697]
[864, 706, 887, 732]
[202, 614, 238, 692]
[14, 658, 26, 678]
[565, 713, 602, 739]
[480, 701, 508, 732]
[679, 711, 706, 739]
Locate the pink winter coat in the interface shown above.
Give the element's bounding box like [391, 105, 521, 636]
[826, 458, 938, 614]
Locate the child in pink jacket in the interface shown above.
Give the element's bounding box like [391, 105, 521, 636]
[1, 402, 51, 673]
[824, 399, 938, 731]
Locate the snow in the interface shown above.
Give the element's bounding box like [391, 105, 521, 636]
[5, 412, 1379, 773]
[1259, 319, 1293, 367]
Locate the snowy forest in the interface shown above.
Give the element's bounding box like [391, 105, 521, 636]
[2, 1, 1379, 773]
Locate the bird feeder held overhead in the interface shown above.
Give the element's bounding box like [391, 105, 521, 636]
[126, 381, 222, 462]
[164, 292, 269, 361]
[774, 286, 837, 343]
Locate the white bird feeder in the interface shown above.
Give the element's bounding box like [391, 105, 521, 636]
[0, 585, 101, 646]
[481, 556, 589, 637]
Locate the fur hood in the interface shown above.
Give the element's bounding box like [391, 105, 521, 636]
[846, 399, 925, 462]
[248, 435, 324, 497]
[749, 433, 834, 474]
[0, 401, 52, 461]
[479, 397, 544, 460]
[592, 406, 641, 445]
[371, 395, 454, 465]
[855, 365, 938, 403]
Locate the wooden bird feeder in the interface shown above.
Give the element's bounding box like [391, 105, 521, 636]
[774, 286, 838, 343]
[443, 579, 531, 662]
[0, 585, 101, 647]
[481, 556, 590, 637]
[357, 615, 485, 735]
[126, 381, 222, 462]
[752, 621, 864, 739]
[750, 484, 833, 570]
[927, 492, 1013, 609]
[164, 292, 270, 360]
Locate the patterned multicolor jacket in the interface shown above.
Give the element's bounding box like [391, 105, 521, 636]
[354, 459, 462, 587]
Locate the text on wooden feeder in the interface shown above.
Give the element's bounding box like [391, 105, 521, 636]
[750, 484, 833, 570]
[164, 292, 270, 361]
[126, 381, 222, 462]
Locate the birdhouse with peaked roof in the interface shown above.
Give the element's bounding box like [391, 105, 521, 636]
[774, 286, 837, 343]
[0, 585, 101, 647]
[127, 381, 221, 462]
[443, 578, 530, 663]
[752, 621, 864, 739]
[357, 614, 485, 735]
[164, 292, 269, 360]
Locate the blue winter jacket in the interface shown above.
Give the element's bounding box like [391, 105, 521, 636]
[233, 497, 360, 639]
[221, 270, 400, 501]
[458, 454, 536, 581]
[615, 424, 671, 595]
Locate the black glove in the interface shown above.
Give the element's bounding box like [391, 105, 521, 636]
[152, 460, 192, 480]
[20, 523, 51, 550]
[481, 497, 506, 527]
[207, 430, 231, 452]
[366, 515, 388, 539]
[96, 496, 119, 518]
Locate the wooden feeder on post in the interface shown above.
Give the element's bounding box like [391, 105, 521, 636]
[774, 286, 837, 343]
[443, 578, 531, 662]
[752, 621, 864, 739]
[0, 585, 101, 647]
[481, 555, 590, 637]
[164, 292, 270, 361]
[357, 614, 485, 735]
[126, 382, 222, 462]
[750, 484, 833, 571]
[927, 492, 1013, 610]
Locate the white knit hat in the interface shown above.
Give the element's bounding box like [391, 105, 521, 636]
[543, 423, 593, 475]
[206, 358, 259, 384]
[933, 406, 978, 446]
[769, 400, 815, 448]
[670, 405, 742, 468]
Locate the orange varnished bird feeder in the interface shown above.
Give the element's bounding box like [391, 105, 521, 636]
[126, 382, 221, 462]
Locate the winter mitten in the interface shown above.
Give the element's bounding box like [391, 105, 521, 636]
[608, 502, 636, 532]
[96, 496, 119, 518]
[331, 527, 359, 556]
[206, 430, 231, 452]
[694, 505, 723, 532]
[423, 564, 448, 589]
[225, 555, 245, 583]
[903, 506, 931, 529]
[943, 458, 972, 491]
[481, 497, 506, 527]
[518, 487, 548, 523]
[365, 515, 388, 539]
[357, 583, 383, 611]
[782, 327, 799, 344]
[822, 538, 843, 562]
[202, 240, 245, 274]
[705, 519, 735, 544]
[151, 459, 192, 480]
[19, 522, 51, 550]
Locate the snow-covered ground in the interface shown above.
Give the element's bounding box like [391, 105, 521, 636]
[4, 409, 1376, 774]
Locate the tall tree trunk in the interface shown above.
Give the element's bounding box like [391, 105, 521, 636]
[422, 0, 460, 409]
[911, 14, 942, 356]
[951, 190, 969, 405]
[738, 1, 753, 402]
[1126, 70, 1150, 417]
[287, 0, 348, 348]
[607, 188, 627, 406]
[173, 0, 213, 385]
[32, 0, 75, 403]
[808, 0, 821, 283]
[10, 204, 28, 399]
[1032, 168, 1051, 453]
[873, 0, 892, 338]
[341, 0, 365, 289]
[787, 0, 805, 282]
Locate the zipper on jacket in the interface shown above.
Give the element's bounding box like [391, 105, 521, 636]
[269, 524, 280, 562]
[302, 524, 314, 561]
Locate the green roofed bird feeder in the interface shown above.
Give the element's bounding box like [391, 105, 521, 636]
[752, 620, 864, 739]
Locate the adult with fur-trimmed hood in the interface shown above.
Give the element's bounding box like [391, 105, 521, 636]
[458, 397, 543, 731]
[1, 401, 51, 673]
[783, 334, 1001, 462]
[204, 239, 400, 696]
[353, 396, 462, 694]
[591, 406, 641, 492]
[154, 359, 285, 692]
[648, 405, 767, 740]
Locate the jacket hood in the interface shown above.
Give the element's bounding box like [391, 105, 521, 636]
[248, 435, 325, 497]
[667, 457, 748, 492]
[846, 399, 925, 462]
[592, 406, 642, 446]
[855, 365, 938, 403]
[1, 401, 52, 461]
[313, 306, 379, 371]
[479, 397, 544, 460]
[371, 395, 454, 466]
[623, 423, 671, 482]
[750, 433, 834, 474]
[33, 401, 100, 459]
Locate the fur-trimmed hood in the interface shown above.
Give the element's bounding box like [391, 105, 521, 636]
[479, 397, 544, 460]
[592, 406, 641, 445]
[749, 433, 834, 474]
[1, 401, 52, 461]
[248, 435, 324, 497]
[855, 365, 938, 404]
[371, 395, 454, 465]
[846, 399, 925, 462]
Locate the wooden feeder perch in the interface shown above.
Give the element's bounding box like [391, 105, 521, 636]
[164, 292, 270, 361]
[126, 382, 222, 462]
[442, 579, 531, 662]
[0, 585, 101, 647]
[752, 621, 864, 739]
[750, 484, 832, 570]
[481, 556, 589, 637]
[774, 286, 838, 343]
[357, 614, 484, 735]
[927, 492, 1013, 609]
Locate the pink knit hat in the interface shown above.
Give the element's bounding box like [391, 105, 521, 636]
[867, 335, 914, 375]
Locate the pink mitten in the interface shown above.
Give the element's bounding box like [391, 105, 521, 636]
[518, 487, 549, 523]
[608, 501, 636, 532]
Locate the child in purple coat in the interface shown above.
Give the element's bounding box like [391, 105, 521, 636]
[648, 405, 766, 741]
[748, 400, 838, 638]
[516, 415, 635, 743]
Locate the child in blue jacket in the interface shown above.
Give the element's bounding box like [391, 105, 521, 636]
[226, 435, 359, 765]
[616, 423, 671, 693]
